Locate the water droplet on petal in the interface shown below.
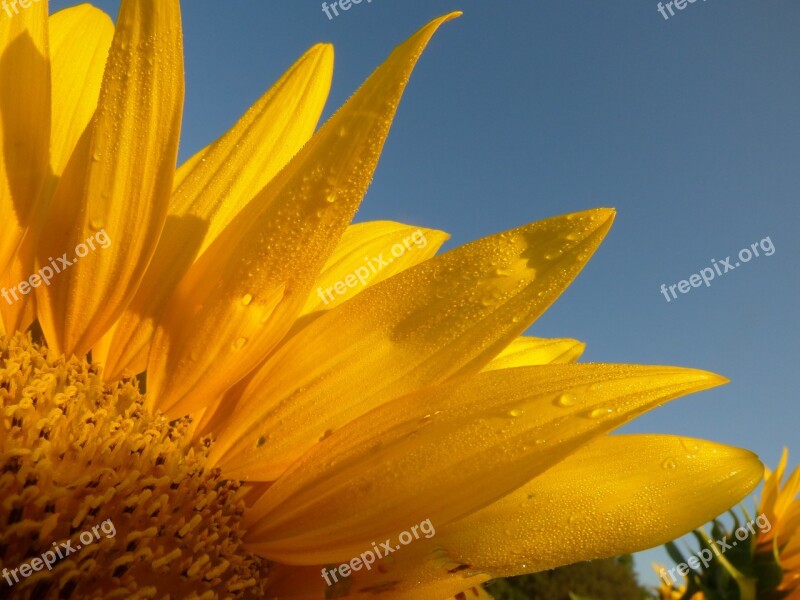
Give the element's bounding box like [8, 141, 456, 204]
[508, 409, 522, 418]
[544, 249, 563, 260]
[680, 439, 700, 455]
[241, 294, 253, 306]
[586, 407, 613, 419]
[662, 458, 677, 471]
[555, 393, 577, 407]
[233, 337, 248, 351]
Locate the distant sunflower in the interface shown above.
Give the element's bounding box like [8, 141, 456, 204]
[655, 450, 798, 600]
[0, 2, 763, 598]
[757, 449, 800, 598]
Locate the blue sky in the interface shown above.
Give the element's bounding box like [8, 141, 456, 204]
[50, 0, 800, 590]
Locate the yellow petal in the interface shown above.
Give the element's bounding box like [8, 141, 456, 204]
[482, 336, 586, 370]
[0, 232, 37, 331]
[211, 208, 614, 480]
[0, 5, 114, 335]
[99, 42, 334, 379]
[438, 434, 763, 576]
[49, 4, 114, 175]
[301, 221, 449, 315]
[242, 363, 726, 563]
[194, 221, 448, 439]
[147, 13, 462, 416]
[0, 0, 49, 290]
[759, 448, 789, 520]
[264, 561, 490, 599]
[35, 0, 184, 357]
[171, 143, 208, 189]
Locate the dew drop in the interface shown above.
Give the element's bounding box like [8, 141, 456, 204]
[233, 337, 248, 351]
[555, 393, 577, 407]
[662, 458, 677, 471]
[508, 409, 522, 418]
[92, 152, 102, 162]
[241, 294, 253, 306]
[256, 435, 267, 448]
[680, 439, 700, 455]
[586, 407, 613, 419]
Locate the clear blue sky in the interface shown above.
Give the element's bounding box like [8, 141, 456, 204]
[51, 0, 800, 590]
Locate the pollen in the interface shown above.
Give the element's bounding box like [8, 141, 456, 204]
[0, 333, 270, 599]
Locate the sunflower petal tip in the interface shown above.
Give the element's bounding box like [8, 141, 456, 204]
[683, 368, 730, 388]
[311, 42, 334, 55]
[595, 206, 616, 226]
[426, 11, 463, 29]
[706, 371, 731, 386]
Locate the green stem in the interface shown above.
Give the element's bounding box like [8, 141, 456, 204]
[697, 527, 757, 600]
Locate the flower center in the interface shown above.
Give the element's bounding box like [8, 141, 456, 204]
[0, 333, 269, 599]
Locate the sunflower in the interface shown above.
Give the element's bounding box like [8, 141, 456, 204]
[0, 2, 763, 599]
[653, 563, 704, 600]
[655, 450, 798, 600]
[756, 449, 800, 598]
